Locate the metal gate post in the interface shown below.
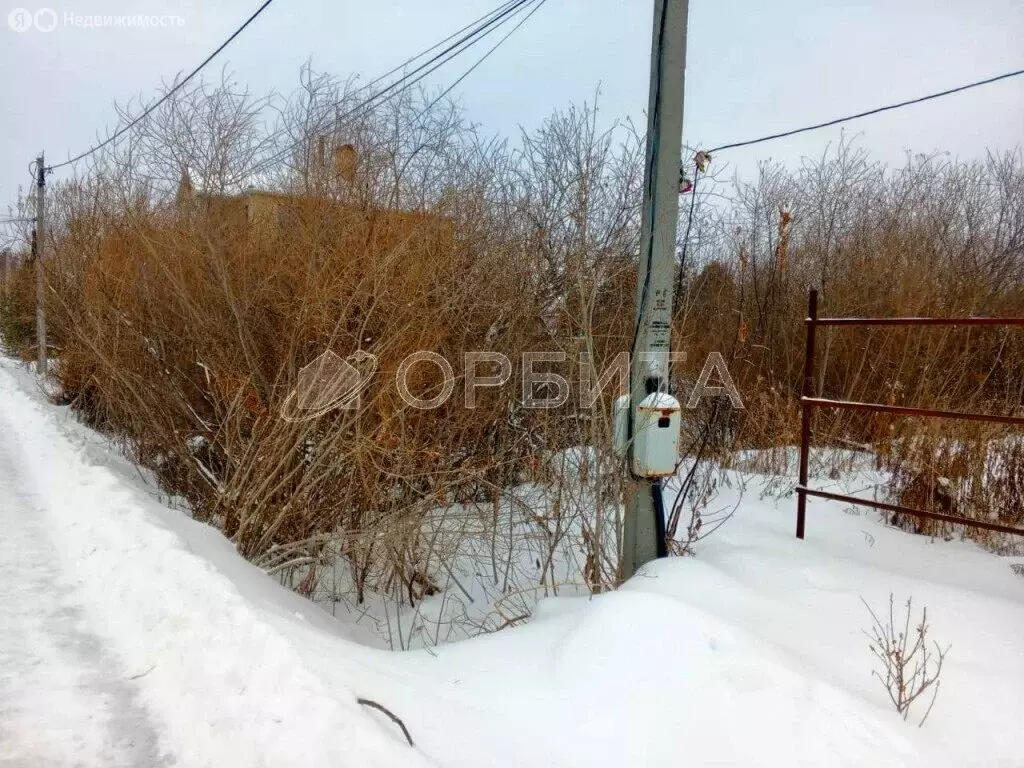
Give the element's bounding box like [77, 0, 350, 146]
[796, 288, 818, 539]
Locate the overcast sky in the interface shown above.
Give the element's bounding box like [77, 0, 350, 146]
[2, 0, 1022, 221]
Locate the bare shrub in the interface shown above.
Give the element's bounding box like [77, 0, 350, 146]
[27, 69, 645, 647]
[0, 260, 35, 359]
[880, 422, 1024, 551]
[862, 593, 950, 726]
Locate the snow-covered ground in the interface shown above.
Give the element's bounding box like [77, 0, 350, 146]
[2, 356, 1023, 766]
[0, 360, 431, 767]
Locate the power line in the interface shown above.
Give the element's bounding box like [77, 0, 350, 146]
[677, 66, 1024, 285]
[418, 0, 547, 116]
[328, 0, 534, 126]
[49, 0, 278, 172]
[708, 66, 1024, 154]
[350, 0, 524, 101]
[674, 165, 702, 300]
[251, 0, 535, 176]
[257, 0, 534, 172]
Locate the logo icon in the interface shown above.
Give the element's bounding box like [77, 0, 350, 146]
[281, 350, 378, 422]
[34, 8, 57, 31]
[8, 8, 33, 32]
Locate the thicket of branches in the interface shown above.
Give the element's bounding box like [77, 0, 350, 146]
[3, 72, 639, 641]
[3, 69, 1023, 639]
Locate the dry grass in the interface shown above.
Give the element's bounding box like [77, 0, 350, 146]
[22, 73, 634, 637]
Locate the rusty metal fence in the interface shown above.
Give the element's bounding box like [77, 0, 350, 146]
[795, 288, 1024, 539]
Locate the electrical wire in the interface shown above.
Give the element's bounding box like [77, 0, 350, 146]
[260, 0, 536, 169]
[631, 0, 669, 360]
[250, 0, 535, 176]
[349, 0, 524, 102]
[652, 478, 668, 559]
[671, 164, 702, 315]
[50, 0, 525, 178]
[708, 66, 1024, 154]
[675, 68, 1024, 314]
[417, 0, 547, 117]
[331, 0, 534, 116]
[49, 0, 278, 171]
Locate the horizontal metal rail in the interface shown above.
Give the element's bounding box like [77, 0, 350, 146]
[797, 486, 1024, 538]
[801, 397, 1024, 427]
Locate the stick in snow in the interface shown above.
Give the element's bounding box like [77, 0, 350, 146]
[357, 697, 414, 747]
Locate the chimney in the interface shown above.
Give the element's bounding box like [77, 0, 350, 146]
[334, 144, 357, 184]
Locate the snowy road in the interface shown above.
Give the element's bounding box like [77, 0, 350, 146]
[0, 362, 431, 768]
[0, 439, 163, 767]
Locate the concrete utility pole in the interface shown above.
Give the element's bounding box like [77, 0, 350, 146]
[34, 153, 47, 376]
[622, 0, 688, 580]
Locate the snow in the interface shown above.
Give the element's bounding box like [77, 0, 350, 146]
[639, 391, 681, 409]
[185, 434, 208, 452]
[0, 439, 162, 766]
[0, 360, 431, 767]
[304, 489, 1024, 767]
[2, 355, 1024, 767]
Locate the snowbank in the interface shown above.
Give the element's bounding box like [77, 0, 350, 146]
[3, 357, 1024, 767]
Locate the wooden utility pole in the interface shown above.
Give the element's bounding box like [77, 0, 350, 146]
[34, 153, 47, 376]
[622, 0, 689, 580]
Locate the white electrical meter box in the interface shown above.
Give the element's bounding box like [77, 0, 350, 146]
[612, 394, 631, 457]
[631, 392, 682, 477]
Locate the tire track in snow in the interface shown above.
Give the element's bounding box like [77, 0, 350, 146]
[0, 439, 165, 767]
